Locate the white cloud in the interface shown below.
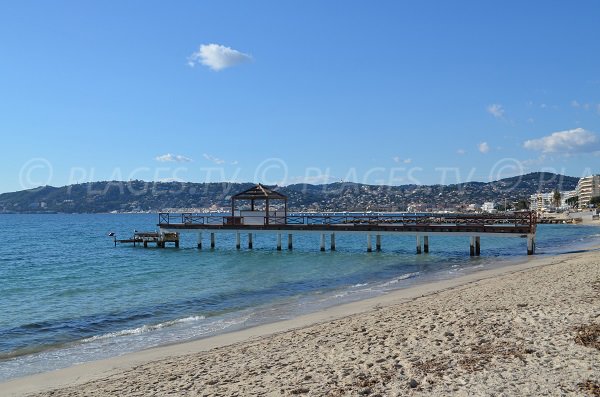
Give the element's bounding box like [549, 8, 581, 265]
[478, 142, 490, 154]
[523, 128, 599, 153]
[202, 153, 226, 165]
[188, 44, 252, 71]
[155, 153, 193, 163]
[393, 156, 412, 164]
[456, 149, 466, 155]
[571, 100, 580, 108]
[487, 104, 504, 118]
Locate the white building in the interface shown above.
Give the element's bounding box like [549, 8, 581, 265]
[577, 175, 600, 208]
[481, 202, 496, 213]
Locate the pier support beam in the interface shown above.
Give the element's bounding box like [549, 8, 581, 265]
[330, 233, 336, 251]
[236, 232, 240, 250]
[416, 235, 422, 254]
[320, 234, 326, 252]
[367, 234, 372, 252]
[423, 236, 429, 253]
[475, 236, 481, 256]
[197, 232, 202, 249]
[376, 235, 381, 251]
[470, 236, 475, 256]
[527, 235, 536, 255]
[288, 234, 293, 250]
[210, 233, 215, 249]
[277, 233, 282, 251]
[248, 233, 253, 249]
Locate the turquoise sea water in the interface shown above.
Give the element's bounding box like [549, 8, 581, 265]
[0, 213, 599, 381]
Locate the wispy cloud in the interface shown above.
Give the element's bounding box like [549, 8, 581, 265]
[201, 154, 239, 165]
[523, 128, 599, 154]
[456, 149, 466, 155]
[486, 104, 504, 118]
[155, 153, 193, 163]
[188, 44, 252, 71]
[392, 156, 412, 164]
[478, 142, 490, 154]
[203, 153, 226, 165]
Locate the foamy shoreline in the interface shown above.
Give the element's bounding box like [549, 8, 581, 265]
[3, 247, 600, 396]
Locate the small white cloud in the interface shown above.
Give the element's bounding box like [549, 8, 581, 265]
[456, 149, 466, 155]
[487, 104, 504, 118]
[231, 160, 239, 165]
[392, 156, 412, 164]
[155, 153, 193, 163]
[540, 103, 547, 109]
[478, 142, 490, 154]
[188, 44, 252, 71]
[523, 128, 599, 153]
[202, 153, 226, 165]
[571, 100, 580, 108]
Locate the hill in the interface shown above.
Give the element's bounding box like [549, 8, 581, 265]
[0, 172, 579, 213]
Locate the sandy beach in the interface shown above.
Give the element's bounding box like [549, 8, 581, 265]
[3, 248, 600, 396]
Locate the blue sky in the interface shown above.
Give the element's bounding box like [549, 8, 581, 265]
[1, 1, 600, 193]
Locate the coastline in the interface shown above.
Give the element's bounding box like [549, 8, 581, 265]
[3, 246, 599, 396]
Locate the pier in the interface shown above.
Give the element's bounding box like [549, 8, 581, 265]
[150, 185, 538, 256]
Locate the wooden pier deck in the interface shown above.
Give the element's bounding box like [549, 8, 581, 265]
[155, 211, 537, 255]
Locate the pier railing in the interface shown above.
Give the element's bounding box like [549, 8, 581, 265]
[158, 211, 537, 232]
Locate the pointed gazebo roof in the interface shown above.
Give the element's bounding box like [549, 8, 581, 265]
[231, 184, 288, 223]
[232, 184, 287, 201]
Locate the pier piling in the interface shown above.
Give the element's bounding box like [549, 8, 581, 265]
[470, 237, 475, 256]
[320, 234, 325, 252]
[197, 232, 202, 249]
[236, 232, 240, 250]
[475, 236, 481, 256]
[416, 235, 422, 254]
[331, 233, 336, 251]
[248, 233, 253, 249]
[288, 234, 293, 250]
[424, 236, 429, 253]
[210, 233, 215, 249]
[367, 234, 372, 252]
[277, 233, 282, 251]
[376, 235, 381, 251]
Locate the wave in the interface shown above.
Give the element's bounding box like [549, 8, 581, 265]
[82, 315, 206, 343]
[380, 272, 420, 287]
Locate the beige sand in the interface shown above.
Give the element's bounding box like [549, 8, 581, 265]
[3, 249, 600, 396]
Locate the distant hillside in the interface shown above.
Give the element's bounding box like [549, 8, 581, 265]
[0, 172, 579, 213]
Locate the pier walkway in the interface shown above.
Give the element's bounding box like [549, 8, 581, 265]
[156, 211, 537, 255]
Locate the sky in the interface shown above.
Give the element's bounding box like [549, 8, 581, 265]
[1, 1, 600, 193]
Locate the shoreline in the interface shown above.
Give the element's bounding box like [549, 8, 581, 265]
[3, 246, 599, 396]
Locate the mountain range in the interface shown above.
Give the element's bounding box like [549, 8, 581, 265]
[0, 172, 579, 213]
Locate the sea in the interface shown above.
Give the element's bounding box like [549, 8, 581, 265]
[1, 213, 599, 381]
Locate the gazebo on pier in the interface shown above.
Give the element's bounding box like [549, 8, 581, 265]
[229, 184, 288, 225]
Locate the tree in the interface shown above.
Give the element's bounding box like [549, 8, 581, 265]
[566, 196, 579, 208]
[590, 196, 600, 207]
[553, 189, 561, 208]
[515, 199, 530, 210]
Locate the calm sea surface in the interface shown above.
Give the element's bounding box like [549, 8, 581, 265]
[0, 213, 598, 381]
